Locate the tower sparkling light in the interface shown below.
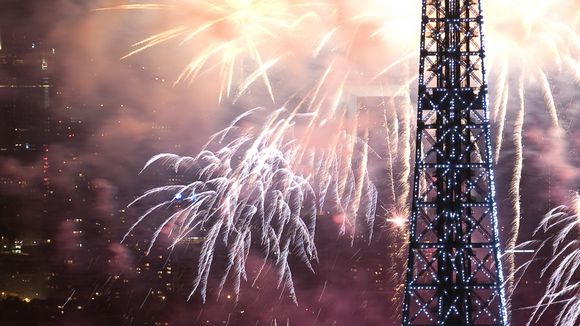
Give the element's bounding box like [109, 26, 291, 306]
[402, 0, 509, 325]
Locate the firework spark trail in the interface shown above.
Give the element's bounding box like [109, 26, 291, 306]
[113, 0, 421, 252]
[396, 92, 413, 216]
[491, 57, 508, 123]
[348, 124, 372, 243]
[388, 88, 414, 318]
[484, 0, 579, 298]
[118, 0, 580, 308]
[381, 101, 397, 207]
[506, 76, 526, 300]
[536, 68, 560, 128]
[487, 0, 580, 165]
[493, 76, 509, 162]
[516, 193, 580, 326]
[388, 97, 399, 160]
[129, 108, 376, 302]
[491, 57, 508, 162]
[110, 0, 578, 133]
[100, 1, 327, 103]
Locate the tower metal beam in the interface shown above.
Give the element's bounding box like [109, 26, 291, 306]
[402, 0, 509, 325]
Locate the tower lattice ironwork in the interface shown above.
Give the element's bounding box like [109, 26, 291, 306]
[402, 0, 509, 325]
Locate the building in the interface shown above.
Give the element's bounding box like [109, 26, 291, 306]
[0, 29, 54, 159]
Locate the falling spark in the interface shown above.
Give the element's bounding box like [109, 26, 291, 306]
[381, 100, 397, 207]
[485, 0, 579, 298]
[516, 193, 580, 326]
[120, 0, 579, 307]
[506, 76, 526, 299]
[395, 91, 413, 216]
[385, 216, 406, 228]
[100, 1, 325, 103]
[59, 289, 76, 310]
[130, 107, 376, 302]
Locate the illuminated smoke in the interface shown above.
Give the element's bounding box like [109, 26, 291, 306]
[516, 193, 580, 326]
[114, 0, 579, 313]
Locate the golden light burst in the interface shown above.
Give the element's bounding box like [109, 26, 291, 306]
[386, 215, 407, 228]
[101, 0, 326, 103]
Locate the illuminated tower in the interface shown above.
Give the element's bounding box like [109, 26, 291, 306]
[401, 1, 509, 325]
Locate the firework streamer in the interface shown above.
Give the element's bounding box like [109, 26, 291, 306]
[485, 0, 579, 305]
[491, 57, 508, 123]
[99, 1, 327, 103]
[491, 57, 509, 162]
[493, 79, 509, 162]
[506, 75, 526, 301]
[388, 97, 399, 162]
[116, 0, 579, 309]
[536, 68, 560, 128]
[381, 100, 397, 207]
[129, 107, 376, 302]
[490, 1, 578, 300]
[515, 193, 580, 326]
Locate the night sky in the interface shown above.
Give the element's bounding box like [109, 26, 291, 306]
[0, 1, 578, 325]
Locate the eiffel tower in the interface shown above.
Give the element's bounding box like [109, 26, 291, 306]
[401, 0, 509, 324]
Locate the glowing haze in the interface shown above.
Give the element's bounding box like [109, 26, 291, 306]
[14, 0, 572, 324]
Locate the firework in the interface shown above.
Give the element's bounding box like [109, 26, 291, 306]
[484, 0, 580, 298]
[99, 1, 327, 103]
[129, 107, 376, 302]
[515, 193, 580, 326]
[118, 0, 579, 308]
[103, 0, 423, 107]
